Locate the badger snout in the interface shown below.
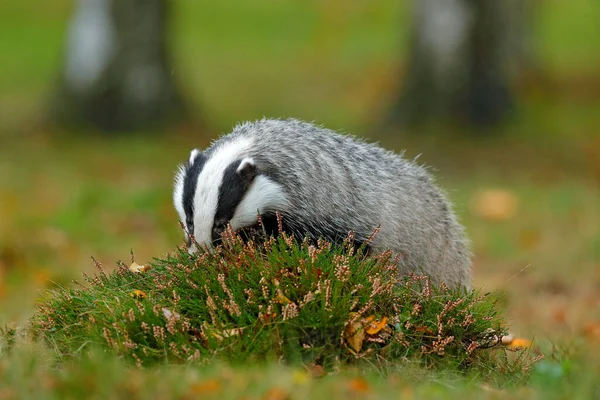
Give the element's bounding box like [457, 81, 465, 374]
[187, 243, 198, 254]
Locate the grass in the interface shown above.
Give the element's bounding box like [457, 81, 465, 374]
[27, 228, 507, 368]
[5, 228, 543, 398]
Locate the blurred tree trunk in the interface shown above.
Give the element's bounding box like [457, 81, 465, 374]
[385, 0, 529, 129]
[52, 0, 187, 132]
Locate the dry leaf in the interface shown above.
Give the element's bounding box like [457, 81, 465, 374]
[211, 327, 244, 342]
[365, 316, 388, 335]
[162, 308, 181, 320]
[551, 307, 567, 325]
[470, 189, 518, 221]
[344, 319, 365, 353]
[582, 322, 600, 340]
[507, 338, 532, 349]
[518, 229, 541, 250]
[263, 387, 290, 400]
[130, 290, 146, 300]
[348, 377, 370, 393]
[305, 364, 326, 379]
[189, 379, 221, 395]
[275, 289, 291, 305]
[292, 370, 310, 384]
[33, 269, 51, 287]
[128, 262, 150, 273]
[414, 325, 434, 335]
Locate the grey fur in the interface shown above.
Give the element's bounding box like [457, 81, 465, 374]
[177, 118, 471, 289]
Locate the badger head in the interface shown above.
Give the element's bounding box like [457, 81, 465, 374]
[173, 139, 288, 253]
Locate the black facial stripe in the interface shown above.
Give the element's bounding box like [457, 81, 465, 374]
[182, 152, 207, 233]
[213, 160, 254, 241]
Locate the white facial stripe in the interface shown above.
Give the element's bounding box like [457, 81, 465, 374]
[229, 175, 289, 230]
[193, 137, 253, 246]
[173, 165, 186, 225]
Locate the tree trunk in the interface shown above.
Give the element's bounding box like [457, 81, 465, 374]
[52, 0, 187, 132]
[385, 0, 525, 129]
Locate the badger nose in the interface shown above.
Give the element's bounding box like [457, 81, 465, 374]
[187, 244, 198, 254]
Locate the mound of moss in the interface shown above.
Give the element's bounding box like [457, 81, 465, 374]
[30, 229, 508, 371]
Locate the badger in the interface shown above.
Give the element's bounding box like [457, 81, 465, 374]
[173, 118, 471, 289]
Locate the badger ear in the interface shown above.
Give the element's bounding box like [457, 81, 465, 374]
[189, 149, 204, 165]
[237, 158, 257, 182]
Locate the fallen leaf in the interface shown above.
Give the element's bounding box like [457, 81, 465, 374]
[263, 387, 289, 400]
[130, 290, 146, 300]
[275, 289, 291, 305]
[211, 327, 244, 342]
[33, 269, 52, 287]
[414, 325, 434, 335]
[551, 307, 567, 325]
[189, 379, 221, 395]
[263, 312, 277, 322]
[470, 189, 519, 221]
[293, 370, 310, 384]
[507, 338, 532, 350]
[365, 316, 388, 335]
[162, 308, 181, 320]
[305, 364, 326, 379]
[343, 319, 365, 354]
[582, 322, 600, 341]
[128, 262, 150, 273]
[518, 229, 541, 250]
[348, 377, 370, 393]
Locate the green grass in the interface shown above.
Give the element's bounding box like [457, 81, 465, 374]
[4, 230, 544, 398]
[28, 230, 508, 369]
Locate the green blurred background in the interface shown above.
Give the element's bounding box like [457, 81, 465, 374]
[0, 0, 599, 350]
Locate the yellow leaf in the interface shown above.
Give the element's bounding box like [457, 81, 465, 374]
[366, 316, 388, 335]
[470, 189, 518, 221]
[507, 337, 532, 349]
[275, 289, 291, 305]
[130, 290, 146, 300]
[292, 370, 310, 385]
[189, 379, 221, 395]
[128, 262, 150, 273]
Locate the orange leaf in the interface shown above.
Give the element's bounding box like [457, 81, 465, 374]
[582, 322, 600, 340]
[190, 379, 221, 395]
[348, 377, 370, 393]
[414, 325, 433, 335]
[263, 387, 289, 400]
[507, 338, 532, 349]
[130, 290, 146, 300]
[366, 316, 388, 335]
